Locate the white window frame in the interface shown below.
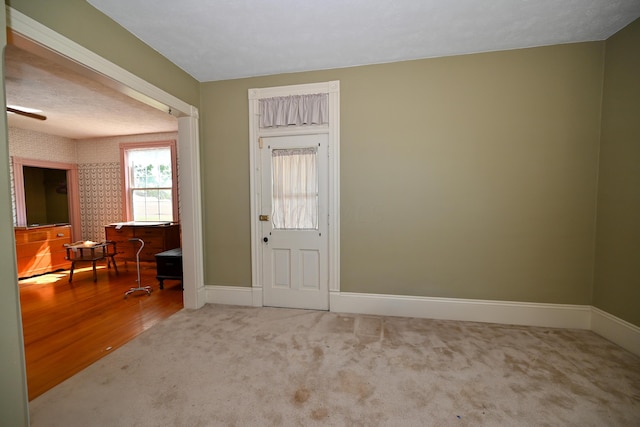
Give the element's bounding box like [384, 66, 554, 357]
[120, 140, 179, 222]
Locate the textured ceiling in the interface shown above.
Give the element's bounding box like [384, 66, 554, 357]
[88, 0, 640, 82]
[5, 45, 178, 140]
[6, 1, 640, 140]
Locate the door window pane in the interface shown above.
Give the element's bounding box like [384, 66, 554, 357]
[271, 147, 318, 230]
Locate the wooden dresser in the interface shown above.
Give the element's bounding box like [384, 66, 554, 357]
[15, 224, 72, 278]
[105, 222, 180, 263]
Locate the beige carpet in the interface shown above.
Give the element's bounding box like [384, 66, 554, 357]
[30, 304, 640, 426]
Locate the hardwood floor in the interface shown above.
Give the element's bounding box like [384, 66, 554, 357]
[19, 261, 183, 400]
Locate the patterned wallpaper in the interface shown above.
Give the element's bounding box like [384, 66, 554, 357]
[8, 127, 178, 241]
[8, 127, 77, 162]
[76, 132, 178, 241]
[78, 162, 122, 241]
[75, 132, 178, 163]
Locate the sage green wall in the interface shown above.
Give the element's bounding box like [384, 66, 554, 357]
[201, 42, 604, 304]
[593, 18, 640, 326]
[6, 0, 200, 107]
[0, 3, 30, 423]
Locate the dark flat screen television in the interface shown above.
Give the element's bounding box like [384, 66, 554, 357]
[23, 166, 69, 226]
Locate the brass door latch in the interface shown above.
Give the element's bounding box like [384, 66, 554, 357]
[259, 215, 270, 221]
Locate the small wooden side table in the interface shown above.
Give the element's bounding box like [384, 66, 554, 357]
[65, 241, 118, 282]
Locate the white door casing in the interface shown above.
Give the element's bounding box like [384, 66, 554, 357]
[261, 134, 329, 310]
[249, 81, 340, 309]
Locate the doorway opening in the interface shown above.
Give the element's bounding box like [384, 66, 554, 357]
[5, 6, 204, 399]
[6, 7, 203, 307]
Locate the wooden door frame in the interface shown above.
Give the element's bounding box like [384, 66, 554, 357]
[248, 81, 341, 307]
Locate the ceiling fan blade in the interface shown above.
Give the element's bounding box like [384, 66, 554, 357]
[7, 107, 47, 121]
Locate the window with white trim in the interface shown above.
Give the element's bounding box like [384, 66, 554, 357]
[120, 141, 178, 222]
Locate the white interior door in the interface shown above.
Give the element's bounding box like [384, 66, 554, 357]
[260, 133, 329, 310]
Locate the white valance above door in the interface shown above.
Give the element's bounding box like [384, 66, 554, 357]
[259, 93, 328, 128]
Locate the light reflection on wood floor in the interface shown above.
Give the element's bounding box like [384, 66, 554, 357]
[19, 261, 183, 400]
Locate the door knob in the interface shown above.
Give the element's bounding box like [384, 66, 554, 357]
[263, 237, 269, 243]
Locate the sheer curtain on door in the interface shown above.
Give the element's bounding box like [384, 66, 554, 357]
[260, 93, 327, 230]
[271, 147, 318, 230]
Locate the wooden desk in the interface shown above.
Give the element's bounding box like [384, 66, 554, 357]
[65, 241, 118, 282]
[105, 223, 180, 263]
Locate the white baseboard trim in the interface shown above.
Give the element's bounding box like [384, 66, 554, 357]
[252, 287, 263, 307]
[329, 291, 592, 329]
[202, 286, 638, 357]
[591, 307, 640, 357]
[194, 285, 207, 309]
[204, 285, 255, 306]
